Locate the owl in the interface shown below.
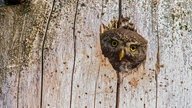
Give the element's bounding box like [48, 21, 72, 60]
[100, 27, 147, 72]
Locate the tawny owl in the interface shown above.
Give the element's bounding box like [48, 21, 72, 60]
[100, 27, 148, 72]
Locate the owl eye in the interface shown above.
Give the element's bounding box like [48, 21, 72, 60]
[111, 40, 118, 47]
[130, 45, 137, 52]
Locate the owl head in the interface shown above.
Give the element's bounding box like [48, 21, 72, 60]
[100, 27, 148, 72]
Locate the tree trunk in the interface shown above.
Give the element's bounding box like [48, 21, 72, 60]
[0, 0, 191, 108]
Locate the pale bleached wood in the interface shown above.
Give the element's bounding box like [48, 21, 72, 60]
[43, 0, 119, 108]
[1, 0, 192, 108]
[118, 0, 157, 108]
[157, 0, 192, 108]
[42, 0, 77, 108]
[0, 1, 53, 108]
[69, 0, 101, 107]
[95, 1, 119, 108]
[70, 0, 118, 108]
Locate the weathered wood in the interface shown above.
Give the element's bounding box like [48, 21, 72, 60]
[157, 1, 192, 108]
[118, 0, 157, 107]
[0, 1, 53, 108]
[43, 0, 119, 107]
[0, 0, 192, 108]
[42, 0, 77, 108]
[96, 1, 119, 108]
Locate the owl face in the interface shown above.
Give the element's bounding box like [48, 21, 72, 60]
[100, 28, 147, 72]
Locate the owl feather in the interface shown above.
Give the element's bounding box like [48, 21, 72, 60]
[100, 27, 147, 72]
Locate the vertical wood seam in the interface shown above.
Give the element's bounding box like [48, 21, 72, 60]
[117, 0, 122, 28]
[155, 38, 160, 108]
[116, 0, 122, 108]
[69, 0, 79, 108]
[151, 0, 159, 108]
[40, 0, 55, 107]
[93, 65, 100, 108]
[155, 24, 160, 108]
[115, 73, 120, 108]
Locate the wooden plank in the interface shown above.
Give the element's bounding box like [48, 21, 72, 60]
[95, 0, 119, 108]
[42, 0, 77, 108]
[118, 0, 157, 107]
[0, 0, 191, 108]
[157, 0, 192, 107]
[70, 0, 117, 108]
[0, 8, 18, 108]
[42, 0, 119, 108]
[0, 1, 53, 107]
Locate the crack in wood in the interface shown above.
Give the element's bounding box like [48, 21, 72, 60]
[155, 32, 160, 108]
[117, 0, 122, 28]
[93, 65, 100, 108]
[69, 0, 79, 108]
[115, 73, 121, 108]
[116, 0, 122, 108]
[151, 0, 159, 108]
[40, 0, 55, 108]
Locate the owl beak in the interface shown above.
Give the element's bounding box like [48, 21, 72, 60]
[119, 49, 125, 60]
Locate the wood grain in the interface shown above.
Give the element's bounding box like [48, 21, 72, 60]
[0, 0, 53, 107]
[0, 0, 191, 108]
[157, 1, 192, 107]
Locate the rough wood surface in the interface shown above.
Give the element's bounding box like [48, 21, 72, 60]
[0, 0, 191, 108]
[157, 1, 192, 108]
[0, 1, 53, 108]
[42, 0, 77, 107]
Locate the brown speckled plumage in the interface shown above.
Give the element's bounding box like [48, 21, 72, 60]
[100, 27, 148, 72]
